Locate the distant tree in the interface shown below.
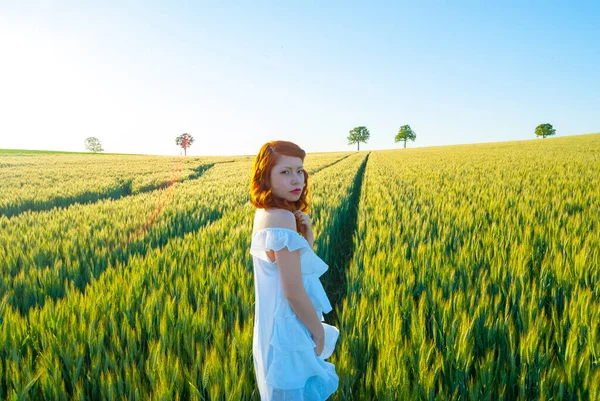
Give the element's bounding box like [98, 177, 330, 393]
[84, 137, 103, 153]
[176, 133, 195, 156]
[347, 126, 370, 151]
[395, 125, 417, 148]
[535, 123, 556, 139]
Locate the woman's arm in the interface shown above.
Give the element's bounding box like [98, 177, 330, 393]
[275, 247, 324, 340]
[304, 233, 314, 249]
[287, 289, 324, 340]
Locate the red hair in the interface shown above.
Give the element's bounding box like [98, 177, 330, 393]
[250, 141, 310, 232]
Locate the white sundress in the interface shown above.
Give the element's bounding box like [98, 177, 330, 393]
[250, 227, 340, 401]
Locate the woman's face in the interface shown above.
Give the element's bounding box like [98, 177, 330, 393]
[269, 155, 305, 202]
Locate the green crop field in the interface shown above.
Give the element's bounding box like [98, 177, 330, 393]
[1, 133, 599, 400]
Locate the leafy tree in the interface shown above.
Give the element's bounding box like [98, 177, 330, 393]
[84, 137, 103, 153]
[535, 123, 556, 139]
[176, 133, 194, 156]
[347, 126, 370, 151]
[395, 125, 417, 148]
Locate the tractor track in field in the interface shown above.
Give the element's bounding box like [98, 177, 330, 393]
[0, 162, 219, 219]
[323, 152, 370, 327]
[309, 153, 354, 175]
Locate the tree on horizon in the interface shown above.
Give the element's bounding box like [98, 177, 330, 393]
[176, 133, 195, 156]
[535, 123, 556, 139]
[395, 125, 417, 148]
[347, 126, 370, 151]
[84, 137, 103, 153]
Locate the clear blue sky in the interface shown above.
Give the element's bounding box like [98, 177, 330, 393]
[1, 1, 598, 156]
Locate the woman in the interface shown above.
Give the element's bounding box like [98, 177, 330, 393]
[249, 140, 340, 400]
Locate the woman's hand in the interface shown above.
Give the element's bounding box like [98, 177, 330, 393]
[293, 210, 313, 240]
[312, 333, 324, 357]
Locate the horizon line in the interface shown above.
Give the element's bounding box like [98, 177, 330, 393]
[1, 131, 598, 158]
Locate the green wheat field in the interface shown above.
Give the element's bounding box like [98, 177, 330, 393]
[1, 133, 599, 400]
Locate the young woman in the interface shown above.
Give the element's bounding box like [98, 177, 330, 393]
[249, 140, 340, 400]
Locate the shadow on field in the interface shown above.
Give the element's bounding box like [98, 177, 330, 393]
[322, 152, 369, 327]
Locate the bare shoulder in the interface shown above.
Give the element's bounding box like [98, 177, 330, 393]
[254, 208, 296, 231]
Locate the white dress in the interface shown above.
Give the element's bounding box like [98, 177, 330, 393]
[250, 227, 340, 401]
